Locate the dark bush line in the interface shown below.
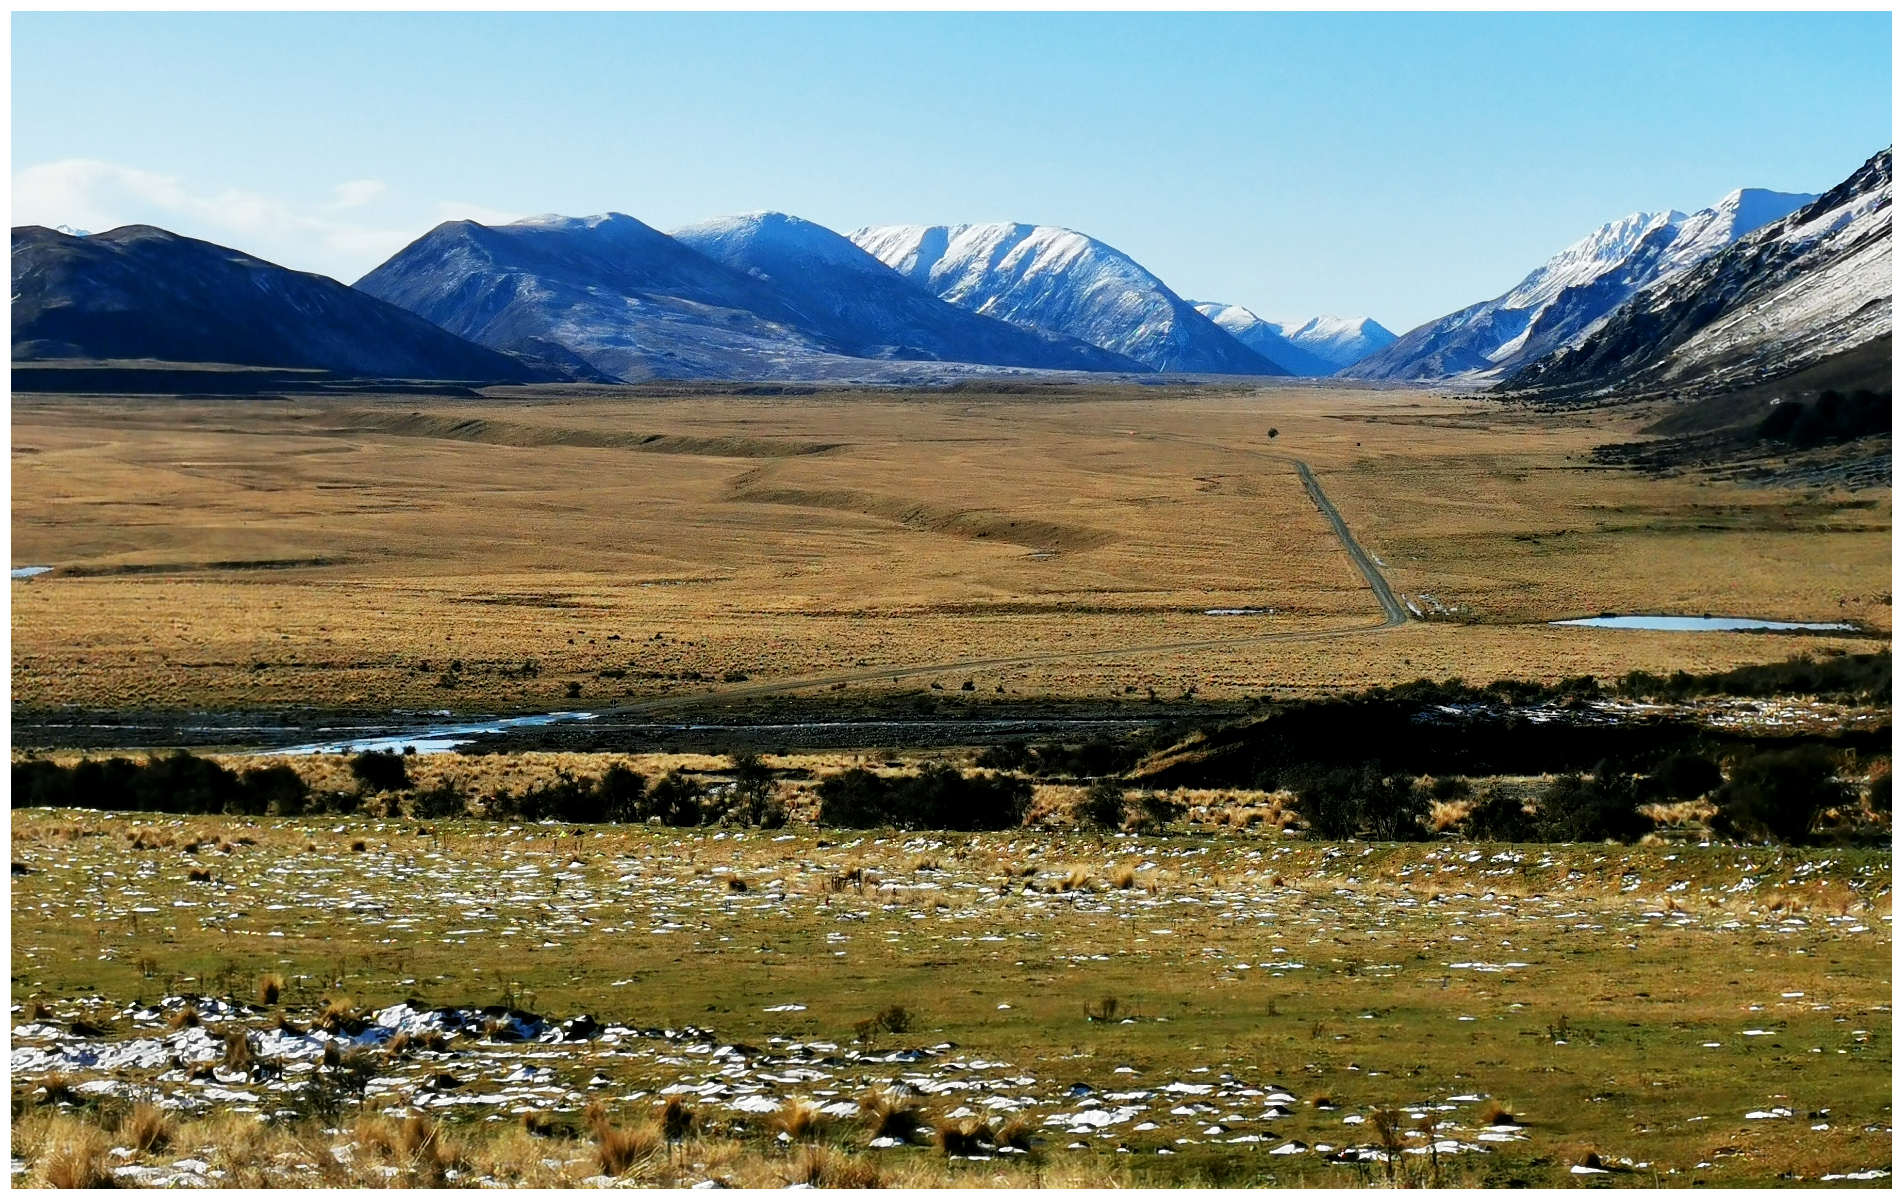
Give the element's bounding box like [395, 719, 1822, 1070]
[13, 753, 313, 817]
[10, 752, 787, 829]
[1289, 746, 1878, 846]
[1615, 652, 1888, 704]
[817, 765, 1030, 831]
[974, 736, 1164, 779]
[1147, 702, 1885, 794]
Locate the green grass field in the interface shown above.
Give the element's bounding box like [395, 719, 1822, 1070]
[10, 809, 1891, 1188]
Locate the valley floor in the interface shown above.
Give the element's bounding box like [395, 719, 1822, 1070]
[10, 382, 1889, 718]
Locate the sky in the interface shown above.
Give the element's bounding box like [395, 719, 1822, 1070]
[11, 11, 1893, 332]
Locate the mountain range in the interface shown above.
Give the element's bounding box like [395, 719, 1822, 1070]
[12, 148, 1888, 403]
[1191, 304, 1396, 375]
[1346, 188, 1820, 383]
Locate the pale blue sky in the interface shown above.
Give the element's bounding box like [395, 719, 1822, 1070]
[12, 11, 1892, 331]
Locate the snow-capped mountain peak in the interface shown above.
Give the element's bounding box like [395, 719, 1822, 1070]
[1346, 185, 1818, 381]
[849, 222, 1286, 375]
[672, 212, 893, 278]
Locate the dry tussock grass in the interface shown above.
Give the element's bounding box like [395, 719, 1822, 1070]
[35, 1123, 113, 1189]
[1641, 799, 1718, 830]
[16, 389, 1883, 716]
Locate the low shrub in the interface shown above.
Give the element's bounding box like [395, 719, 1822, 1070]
[1534, 767, 1650, 843]
[1460, 786, 1534, 842]
[349, 751, 410, 793]
[1077, 779, 1127, 829]
[1712, 746, 1849, 844]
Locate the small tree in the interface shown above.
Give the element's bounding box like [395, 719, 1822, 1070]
[349, 750, 410, 793]
[643, 771, 706, 827]
[727, 753, 784, 827]
[1079, 779, 1127, 829]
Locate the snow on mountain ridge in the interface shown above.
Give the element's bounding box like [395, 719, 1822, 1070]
[672, 212, 893, 277]
[1277, 315, 1397, 368]
[1345, 186, 1817, 381]
[849, 222, 1286, 375]
[1503, 150, 1891, 397]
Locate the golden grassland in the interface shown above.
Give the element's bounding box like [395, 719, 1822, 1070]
[10, 809, 1891, 1188]
[11, 383, 1888, 714]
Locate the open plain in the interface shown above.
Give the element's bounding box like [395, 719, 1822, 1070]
[10, 382, 1888, 717]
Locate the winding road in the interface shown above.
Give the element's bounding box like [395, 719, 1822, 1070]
[605, 451, 1406, 717]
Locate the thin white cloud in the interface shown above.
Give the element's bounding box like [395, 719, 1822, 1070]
[326, 179, 389, 210]
[10, 159, 498, 282]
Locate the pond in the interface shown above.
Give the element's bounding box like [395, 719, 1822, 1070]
[11, 566, 52, 579]
[1551, 614, 1858, 633]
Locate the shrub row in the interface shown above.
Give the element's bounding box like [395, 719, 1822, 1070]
[1290, 746, 1870, 845]
[817, 765, 1030, 831]
[12, 743, 1877, 846]
[13, 753, 311, 817]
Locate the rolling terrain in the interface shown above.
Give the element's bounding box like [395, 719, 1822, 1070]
[10, 382, 1886, 718]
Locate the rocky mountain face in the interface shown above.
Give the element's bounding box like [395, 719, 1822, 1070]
[356, 213, 1137, 382]
[11, 224, 548, 382]
[1345, 188, 1817, 382]
[849, 223, 1288, 375]
[670, 212, 1139, 372]
[1503, 149, 1891, 398]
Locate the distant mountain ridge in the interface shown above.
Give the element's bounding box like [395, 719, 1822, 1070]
[356, 212, 1139, 381]
[849, 222, 1288, 376]
[11, 224, 548, 382]
[1346, 187, 1818, 382]
[1190, 304, 1395, 374]
[1503, 149, 1891, 398]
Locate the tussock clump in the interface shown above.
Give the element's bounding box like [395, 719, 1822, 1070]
[770, 1100, 830, 1143]
[36, 1124, 113, 1189]
[787, 1145, 885, 1189]
[185, 866, 213, 883]
[222, 1028, 253, 1071]
[587, 1101, 661, 1175]
[1058, 866, 1095, 893]
[993, 1116, 1035, 1152]
[860, 1089, 922, 1141]
[934, 1117, 991, 1156]
[256, 973, 283, 1006]
[120, 1102, 174, 1154]
[166, 1006, 200, 1031]
[317, 998, 359, 1034]
[1108, 864, 1137, 889]
[660, 1095, 696, 1143]
[36, 1073, 79, 1107]
[1478, 1100, 1517, 1126]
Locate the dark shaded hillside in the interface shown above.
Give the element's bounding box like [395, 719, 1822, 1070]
[12, 225, 553, 382]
